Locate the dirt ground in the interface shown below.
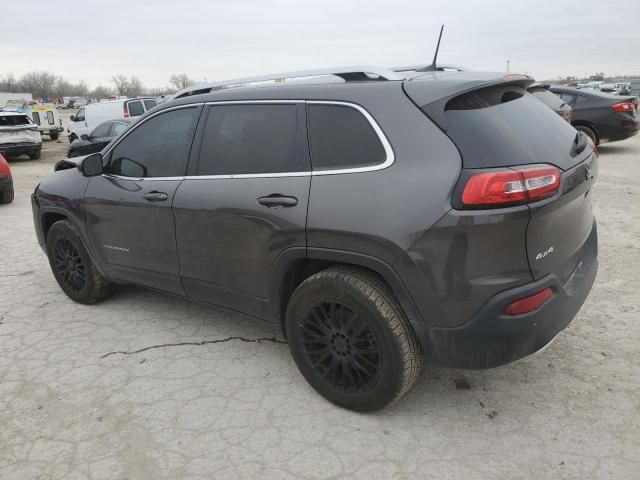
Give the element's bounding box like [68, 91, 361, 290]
[1, 115, 639, 480]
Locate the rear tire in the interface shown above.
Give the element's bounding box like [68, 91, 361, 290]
[285, 267, 423, 411]
[50, 131, 59, 141]
[575, 125, 598, 145]
[29, 148, 41, 160]
[0, 187, 13, 204]
[46, 220, 114, 304]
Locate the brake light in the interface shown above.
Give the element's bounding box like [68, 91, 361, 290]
[0, 153, 11, 178]
[123, 104, 129, 118]
[461, 165, 561, 207]
[611, 101, 634, 113]
[505, 287, 553, 315]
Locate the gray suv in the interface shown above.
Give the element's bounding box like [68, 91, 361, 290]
[32, 67, 598, 411]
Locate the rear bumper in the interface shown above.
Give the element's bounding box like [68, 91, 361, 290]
[0, 175, 12, 193]
[599, 118, 640, 143]
[424, 222, 598, 369]
[0, 142, 42, 155]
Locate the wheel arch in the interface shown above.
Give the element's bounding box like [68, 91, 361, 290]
[571, 120, 600, 143]
[267, 247, 426, 340]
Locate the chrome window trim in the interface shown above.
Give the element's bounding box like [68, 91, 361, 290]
[101, 100, 394, 181]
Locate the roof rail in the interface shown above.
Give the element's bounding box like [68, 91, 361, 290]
[391, 63, 466, 73]
[172, 66, 404, 99]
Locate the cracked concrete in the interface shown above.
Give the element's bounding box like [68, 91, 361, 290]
[1, 130, 639, 479]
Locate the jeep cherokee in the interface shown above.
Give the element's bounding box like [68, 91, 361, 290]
[32, 67, 598, 411]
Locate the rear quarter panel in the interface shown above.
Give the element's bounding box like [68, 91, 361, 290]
[306, 84, 462, 265]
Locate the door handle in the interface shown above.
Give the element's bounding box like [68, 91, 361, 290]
[142, 191, 169, 201]
[257, 194, 298, 208]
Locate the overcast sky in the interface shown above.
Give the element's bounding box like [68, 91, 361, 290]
[2, 0, 638, 89]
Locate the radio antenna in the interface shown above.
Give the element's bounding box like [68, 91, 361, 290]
[417, 25, 444, 72]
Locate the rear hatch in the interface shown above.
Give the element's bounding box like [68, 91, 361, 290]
[404, 73, 597, 284]
[0, 114, 41, 145]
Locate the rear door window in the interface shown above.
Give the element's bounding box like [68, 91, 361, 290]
[127, 101, 144, 117]
[143, 99, 157, 111]
[196, 104, 306, 175]
[46, 111, 55, 125]
[307, 104, 386, 171]
[32, 112, 41, 125]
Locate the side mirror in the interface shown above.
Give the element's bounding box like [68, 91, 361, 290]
[80, 153, 103, 177]
[70, 115, 75, 122]
[80, 134, 89, 141]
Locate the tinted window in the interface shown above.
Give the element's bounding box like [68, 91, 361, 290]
[127, 101, 144, 117]
[559, 92, 577, 105]
[32, 112, 41, 125]
[531, 89, 565, 109]
[197, 104, 304, 175]
[110, 122, 128, 137]
[107, 107, 198, 178]
[0, 115, 32, 126]
[307, 104, 385, 170]
[143, 99, 157, 111]
[91, 122, 112, 138]
[46, 110, 55, 125]
[74, 107, 85, 122]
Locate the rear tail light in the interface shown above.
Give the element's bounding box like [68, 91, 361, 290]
[0, 153, 11, 178]
[505, 287, 553, 315]
[123, 104, 129, 118]
[611, 101, 635, 113]
[460, 165, 561, 208]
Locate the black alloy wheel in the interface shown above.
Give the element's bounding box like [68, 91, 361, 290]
[52, 237, 86, 292]
[300, 300, 381, 394]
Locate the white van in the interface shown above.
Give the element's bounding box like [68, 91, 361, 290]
[68, 97, 158, 141]
[30, 104, 64, 140]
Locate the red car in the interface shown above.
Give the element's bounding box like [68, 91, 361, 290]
[0, 153, 14, 204]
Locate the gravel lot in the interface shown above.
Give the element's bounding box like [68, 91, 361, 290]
[1, 120, 639, 480]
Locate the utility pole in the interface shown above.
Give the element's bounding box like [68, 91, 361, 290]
[506, 60, 510, 73]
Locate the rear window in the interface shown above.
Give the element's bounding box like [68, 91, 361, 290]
[438, 85, 584, 169]
[46, 110, 55, 125]
[31, 112, 41, 125]
[127, 101, 144, 117]
[307, 104, 386, 171]
[530, 89, 566, 109]
[0, 115, 32, 126]
[196, 104, 306, 175]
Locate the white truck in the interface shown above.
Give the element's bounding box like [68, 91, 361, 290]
[68, 97, 158, 141]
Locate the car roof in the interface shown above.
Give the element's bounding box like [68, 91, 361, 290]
[0, 111, 30, 117]
[160, 70, 531, 112]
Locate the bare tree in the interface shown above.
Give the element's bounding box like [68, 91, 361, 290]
[20, 71, 57, 97]
[111, 75, 130, 96]
[127, 76, 143, 97]
[169, 74, 195, 90]
[0, 73, 18, 92]
[90, 85, 112, 99]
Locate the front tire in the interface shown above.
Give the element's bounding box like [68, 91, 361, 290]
[285, 267, 423, 411]
[0, 186, 13, 204]
[46, 220, 114, 304]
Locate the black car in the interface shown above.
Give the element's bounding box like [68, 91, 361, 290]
[68, 120, 131, 157]
[32, 67, 598, 411]
[527, 83, 572, 122]
[550, 85, 639, 144]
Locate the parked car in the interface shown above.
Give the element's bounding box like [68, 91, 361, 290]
[68, 98, 158, 142]
[527, 83, 572, 122]
[33, 67, 598, 411]
[68, 119, 131, 157]
[0, 153, 13, 204]
[549, 85, 639, 144]
[0, 111, 42, 159]
[30, 104, 64, 140]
